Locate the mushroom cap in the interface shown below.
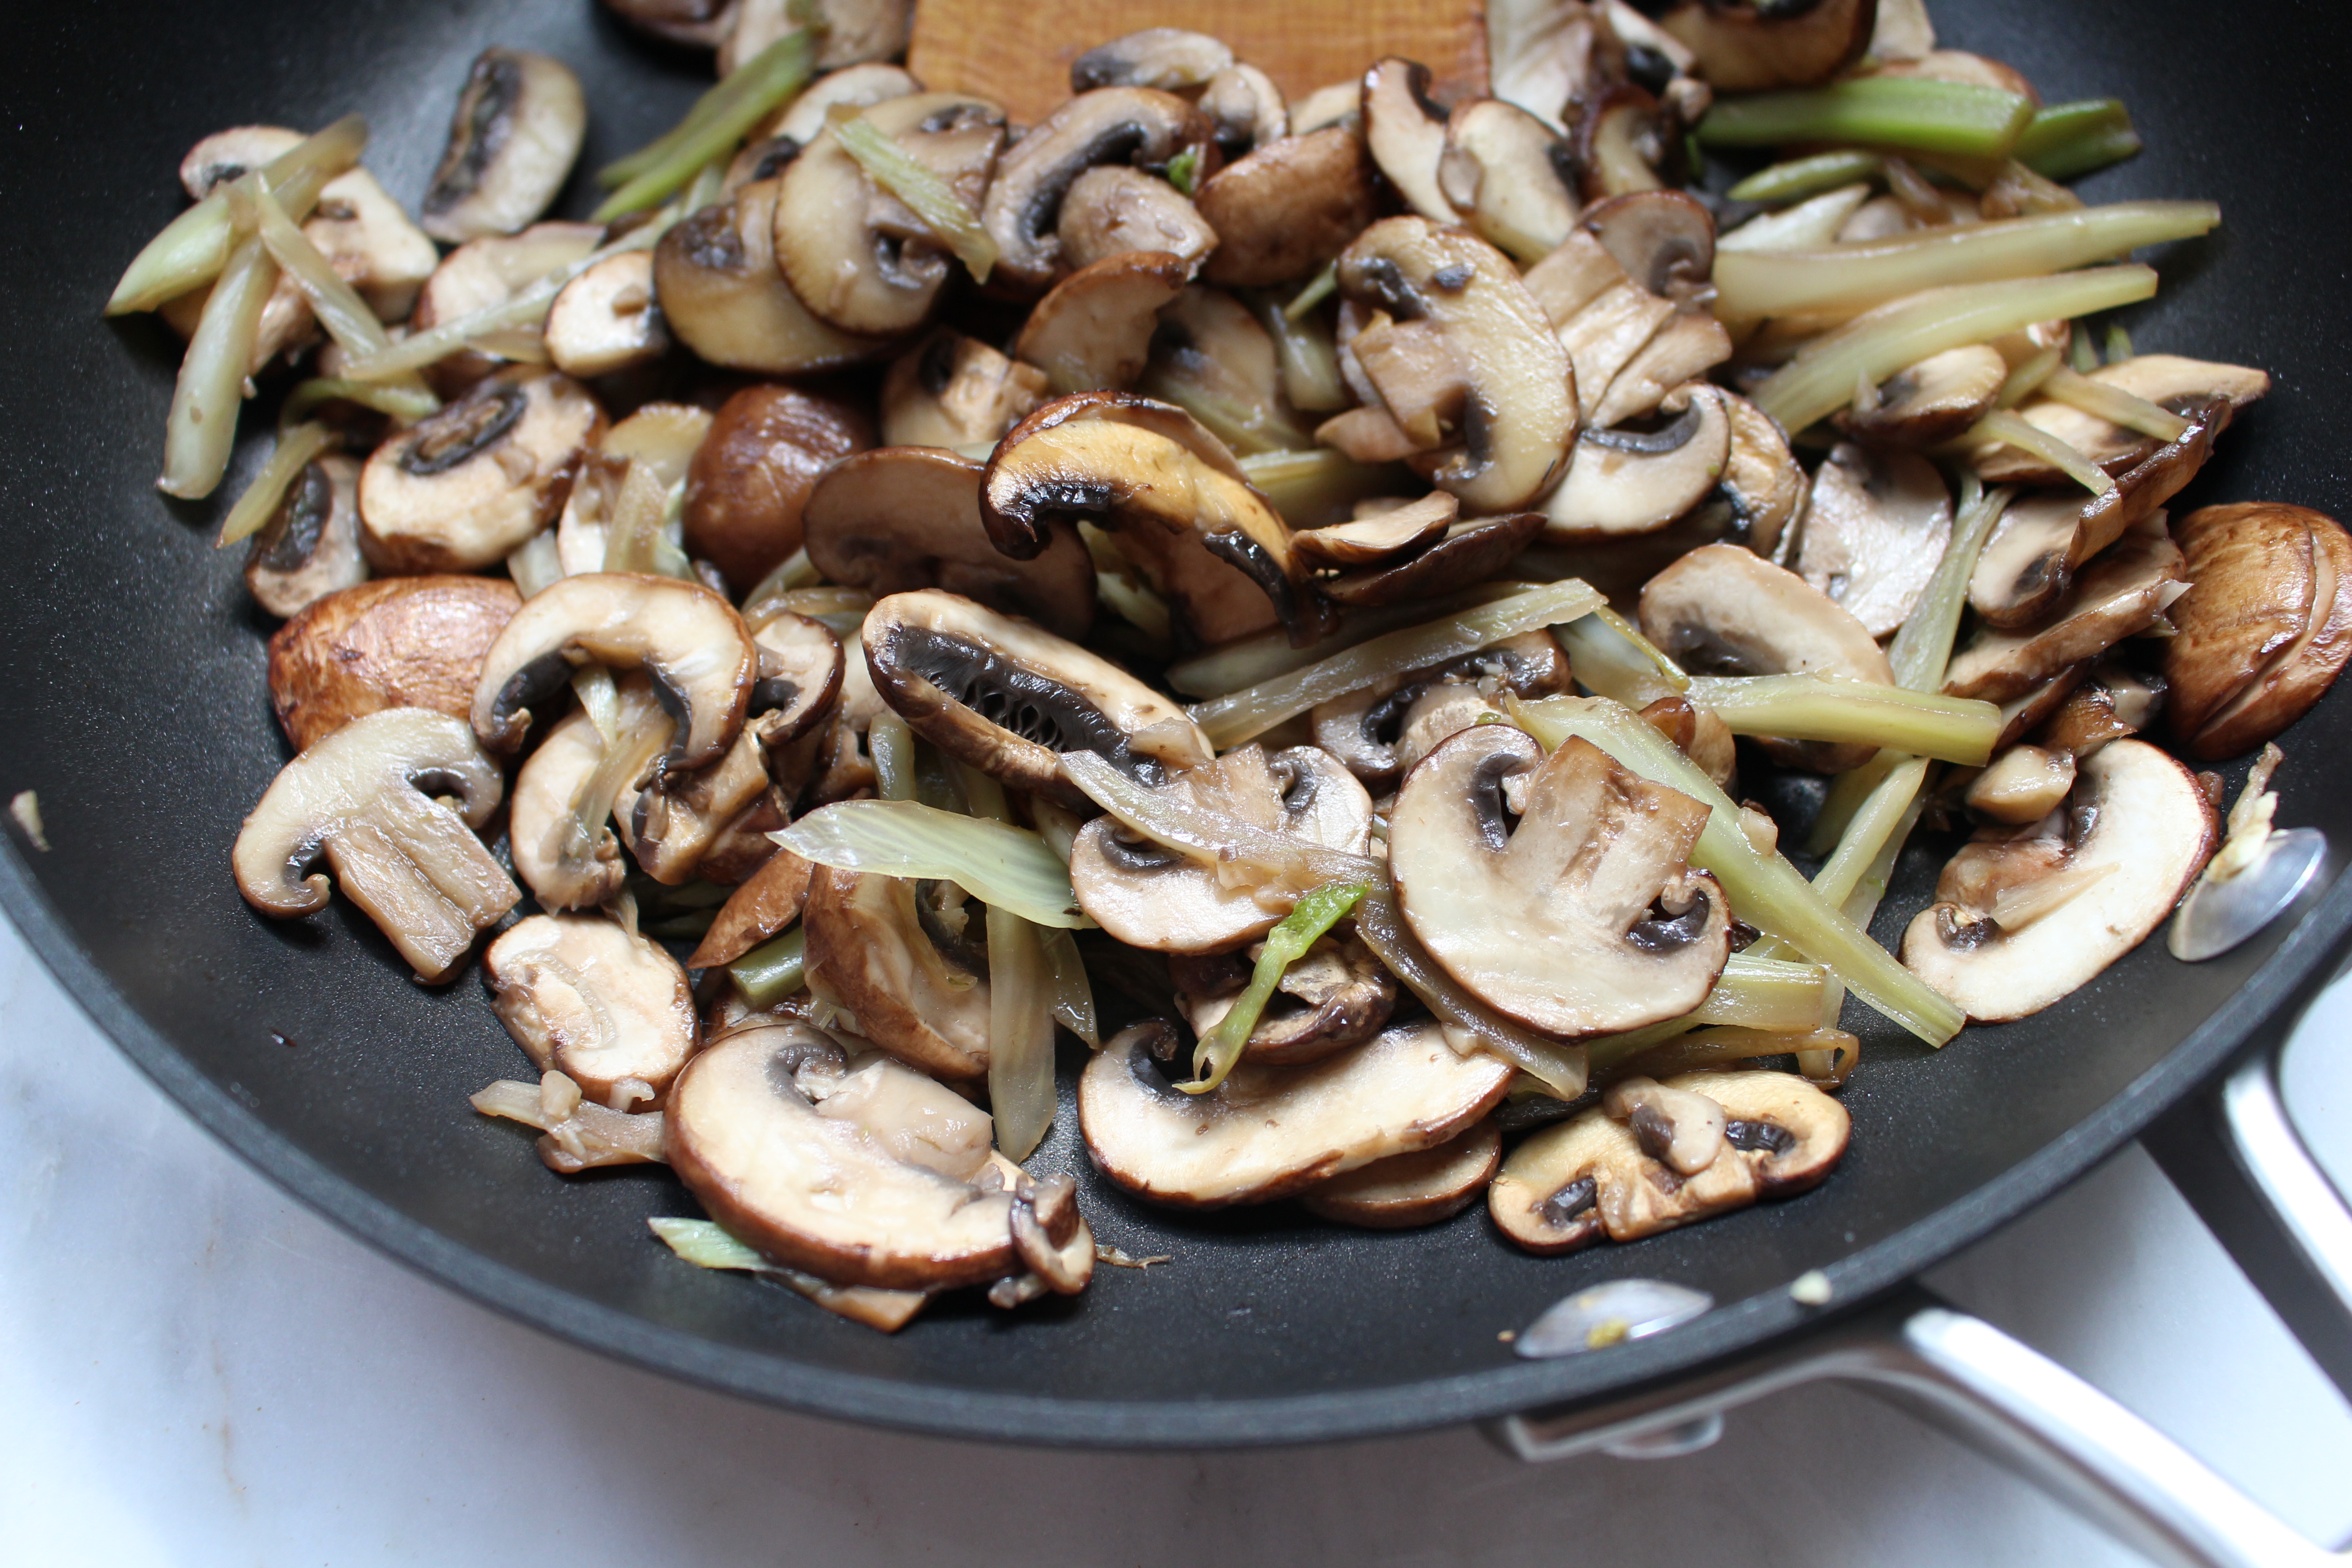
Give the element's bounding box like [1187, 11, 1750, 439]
[803, 447, 1097, 641]
[1361, 57, 1457, 225]
[665, 1028, 1018, 1290]
[245, 453, 367, 622]
[682, 382, 874, 593]
[1580, 190, 1716, 303]
[1838, 343, 2005, 449]
[1541, 384, 1731, 542]
[485, 913, 697, 1108]
[1198, 62, 1287, 159]
[358, 368, 605, 572]
[2165, 502, 2352, 760]
[1196, 127, 1377, 289]
[1010, 250, 1192, 395]
[1302, 1117, 1501, 1229]
[1078, 1019, 1514, 1209]
[1070, 745, 1373, 953]
[1796, 442, 1955, 638]
[471, 572, 757, 769]
[1390, 725, 1731, 1038]
[1336, 216, 1578, 514]
[1902, 738, 2220, 1022]
[1055, 165, 1219, 276]
[802, 867, 991, 1084]
[863, 588, 1209, 807]
[979, 86, 1214, 293]
[267, 574, 521, 754]
[420, 49, 587, 243]
[652, 177, 893, 375]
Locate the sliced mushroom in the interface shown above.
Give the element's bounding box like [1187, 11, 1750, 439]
[1903, 739, 2219, 1021]
[1010, 251, 1192, 394]
[1542, 384, 1731, 542]
[653, 177, 893, 375]
[1070, 28, 1234, 93]
[681, 382, 873, 592]
[1708, 391, 1808, 560]
[554, 401, 717, 578]
[1078, 1019, 1514, 1208]
[750, 610, 847, 745]
[1550, 276, 1676, 421]
[1490, 1068, 1849, 1253]
[358, 368, 605, 572]
[687, 843, 817, 968]
[1964, 744, 2077, 825]
[1292, 491, 1458, 568]
[1945, 518, 2186, 702]
[544, 251, 669, 379]
[865, 588, 1209, 804]
[1602, 1074, 1727, 1175]
[1169, 931, 1396, 1066]
[1840, 343, 2006, 448]
[1591, 312, 1732, 427]
[1795, 443, 1954, 637]
[2166, 502, 2352, 760]
[157, 261, 315, 377]
[980, 88, 1215, 293]
[1993, 662, 2092, 751]
[599, 0, 738, 49]
[1141, 285, 1319, 456]
[246, 454, 367, 620]
[980, 392, 1323, 645]
[725, 0, 911, 73]
[507, 678, 663, 910]
[485, 914, 697, 1109]
[627, 720, 777, 884]
[773, 93, 1006, 336]
[1361, 57, 1457, 223]
[1302, 1117, 1500, 1229]
[1976, 356, 2270, 485]
[1640, 542, 1896, 770]
[232, 707, 518, 982]
[1436, 98, 1580, 265]
[1289, 80, 1362, 137]
[1656, 0, 1876, 90]
[1196, 127, 1377, 289]
[802, 867, 991, 1084]
[802, 447, 1097, 640]
[1006, 1171, 1095, 1297]
[1573, 83, 1672, 201]
[2036, 659, 2166, 759]
[1337, 217, 1578, 514]
[1319, 513, 1544, 607]
[762, 62, 923, 147]
[1054, 166, 1219, 276]
[697, 784, 794, 884]
[1311, 631, 1573, 791]
[296, 164, 440, 323]
[268, 575, 523, 754]
[412, 220, 603, 388]
[665, 1027, 1016, 1290]
[473, 572, 757, 768]
[880, 330, 1050, 449]
[1640, 693, 1740, 794]
[1199, 64, 1286, 160]
[420, 49, 587, 243]
[1391, 725, 1731, 1037]
[1581, 190, 1716, 304]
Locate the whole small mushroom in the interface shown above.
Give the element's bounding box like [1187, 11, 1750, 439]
[683, 383, 874, 592]
[2165, 503, 2352, 759]
[268, 575, 522, 753]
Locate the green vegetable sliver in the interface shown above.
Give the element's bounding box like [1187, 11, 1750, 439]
[649, 1217, 773, 1271]
[828, 108, 998, 283]
[215, 421, 335, 548]
[1685, 674, 2000, 764]
[1696, 77, 2036, 158]
[1187, 882, 1368, 1093]
[2015, 99, 2142, 181]
[595, 29, 816, 221]
[775, 800, 1091, 928]
[728, 927, 807, 1009]
[1725, 149, 1883, 205]
[157, 232, 274, 500]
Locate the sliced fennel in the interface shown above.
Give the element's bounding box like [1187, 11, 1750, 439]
[1686, 675, 2000, 765]
[775, 800, 1090, 928]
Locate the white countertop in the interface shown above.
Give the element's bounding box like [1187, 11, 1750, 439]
[4, 912, 2349, 1568]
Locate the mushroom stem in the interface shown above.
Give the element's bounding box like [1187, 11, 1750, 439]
[1686, 675, 2000, 765]
[594, 28, 817, 221]
[216, 422, 336, 547]
[158, 231, 274, 500]
[1189, 880, 1369, 1094]
[776, 800, 1090, 928]
[1696, 77, 2036, 159]
[986, 902, 1056, 1161]
[727, 926, 807, 1008]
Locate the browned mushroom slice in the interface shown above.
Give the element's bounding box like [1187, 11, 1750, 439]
[1362, 57, 1458, 223]
[773, 93, 1005, 336]
[1302, 1117, 1501, 1229]
[687, 844, 817, 969]
[863, 588, 1211, 807]
[485, 914, 697, 1109]
[1977, 355, 2271, 485]
[246, 454, 366, 621]
[1319, 513, 1544, 607]
[750, 610, 847, 745]
[2166, 502, 2352, 760]
[881, 330, 1050, 450]
[1581, 191, 1716, 304]
[1839, 344, 2006, 448]
[1289, 80, 1362, 137]
[627, 724, 776, 885]
[1656, 0, 1876, 89]
[666, 1027, 1017, 1290]
[1991, 662, 2091, 751]
[544, 252, 669, 379]
[1542, 385, 1731, 542]
[1945, 518, 2186, 703]
[980, 87, 1214, 293]
[2035, 659, 2166, 759]
[1436, 98, 1580, 265]
[267, 575, 522, 753]
[1392, 725, 1730, 1037]
[420, 49, 587, 243]
[232, 708, 519, 983]
[472, 573, 757, 769]
[1795, 443, 1954, 637]
[358, 369, 605, 572]
[1573, 83, 1672, 200]
[653, 178, 893, 375]
[1196, 127, 1377, 289]
[1055, 165, 1220, 275]
[1311, 631, 1572, 790]
[1964, 744, 2077, 825]
[1170, 931, 1396, 1066]
[1602, 1073, 1727, 1174]
[1591, 312, 1733, 427]
[1903, 739, 2218, 1021]
[1010, 251, 1192, 395]
[1003, 1171, 1095, 1299]
[802, 867, 991, 1084]
[1142, 286, 1317, 455]
[1292, 492, 1459, 569]
[1078, 1019, 1513, 1209]
[697, 785, 793, 884]
[682, 383, 873, 594]
[802, 448, 1097, 641]
[1069, 745, 1372, 953]
[1640, 542, 1896, 770]
[980, 392, 1323, 645]
[1706, 391, 1808, 561]
[1199, 63, 1286, 159]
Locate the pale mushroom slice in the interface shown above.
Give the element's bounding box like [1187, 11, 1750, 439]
[508, 678, 663, 910]
[1965, 745, 2077, 825]
[485, 914, 697, 1109]
[881, 331, 1050, 450]
[1292, 492, 1458, 569]
[1589, 311, 1732, 428]
[1639, 541, 1896, 770]
[1195, 127, 1377, 289]
[1795, 444, 1954, 637]
[1945, 517, 2186, 703]
[1490, 1069, 1850, 1254]
[1436, 98, 1580, 265]
[1140, 285, 1317, 456]
[980, 392, 1323, 646]
[1010, 251, 1192, 394]
[626, 720, 777, 884]
[1656, 0, 1875, 89]
[1698, 392, 1807, 562]
[1078, 1019, 1514, 1208]
[1312, 631, 1573, 791]
[1199, 64, 1287, 160]
[1542, 384, 1731, 542]
[1169, 932, 1396, 1065]
[1977, 355, 2272, 485]
[1839, 344, 2006, 448]
[1361, 57, 1458, 224]
[1069, 27, 1233, 92]
[802, 867, 991, 1085]
[544, 252, 668, 379]
[1334, 217, 1578, 514]
[653, 177, 892, 375]
[1573, 83, 1674, 201]
[246, 454, 366, 620]
[760, 62, 923, 147]
[725, 0, 911, 73]
[232, 708, 519, 983]
[420, 49, 587, 243]
[1055, 166, 1220, 275]
[801, 447, 1097, 641]
[411, 221, 602, 387]
[1069, 745, 1374, 953]
[2036, 659, 2166, 759]
[980, 87, 1215, 293]
[863, 589, 1211, 807]
[1903, 739, 2220, 1022]
[358, 368, 605, 572]
[267, 574, 522, 753]
[294, 161, 439, 322]
[554, 400, 714, 578]
[1302, 1117, 1501, 1229]
[472, 572, 758, 769]
[666, 1028, 1019, 1290]
[1390, 725, 1731, 1038]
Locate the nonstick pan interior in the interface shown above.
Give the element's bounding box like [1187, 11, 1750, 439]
[2, 0, 2349, 1445]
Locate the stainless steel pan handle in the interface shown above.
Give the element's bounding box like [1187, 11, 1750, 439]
[1494, 1283, 2347, 1568]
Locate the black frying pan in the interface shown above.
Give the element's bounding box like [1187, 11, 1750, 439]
[3, 0, 2347, 1449]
